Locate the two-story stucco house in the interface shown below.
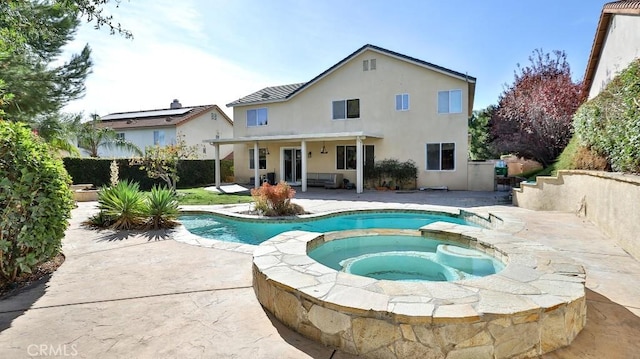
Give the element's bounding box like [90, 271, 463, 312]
[584, 0, 640, 99]
[96, 99, 234, 159]
[206, 44, 477, 193]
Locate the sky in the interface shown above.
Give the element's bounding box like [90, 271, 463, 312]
[62, 0, 607, 119]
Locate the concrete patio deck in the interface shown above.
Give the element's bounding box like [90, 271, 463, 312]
[0, 189, 638, 358]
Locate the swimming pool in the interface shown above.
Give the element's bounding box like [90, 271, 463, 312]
[179, 210, 476, 245]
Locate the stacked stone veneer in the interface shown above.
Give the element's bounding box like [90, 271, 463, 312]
[252, 224, 586, 358]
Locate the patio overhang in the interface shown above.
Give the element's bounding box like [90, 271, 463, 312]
[203, 131, 383, 194]
[202, 131, 384, 145]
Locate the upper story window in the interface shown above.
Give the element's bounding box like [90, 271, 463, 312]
[247, 108, 268, 127]
[332, 99, 360, 120]
[153, 130, 165, 146]
[116, 132, 125, 141]
[426, 143, 455, 171]
[395, 94, 409, 111]
[437, 90, 462, 114]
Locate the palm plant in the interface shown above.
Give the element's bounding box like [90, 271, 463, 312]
[33, 113, 81, 156]
[144, 185, 180, 229]
[77, 114, 142, 158]
[96, 180, 146, 230]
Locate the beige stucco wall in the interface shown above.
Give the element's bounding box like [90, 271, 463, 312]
[233, 49, 472, 189]
[513, 170, 640, 260]
[179, 107, 234, 160]
[589, 14, 640, 99]
[467, 162, 495, 191]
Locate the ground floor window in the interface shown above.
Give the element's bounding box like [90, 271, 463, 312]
[249, 148, 267, 169]
[426, 143, 455, 170]
[336, 145, 374, 170]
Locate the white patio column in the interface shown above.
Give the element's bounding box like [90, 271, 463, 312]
[253, 141, 260, 188]
[214, 143, 221, 189]
[301, 140, 308, 192]
[356, 136, 363, 193]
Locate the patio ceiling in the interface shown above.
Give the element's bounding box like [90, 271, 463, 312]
[203, 131, 384, 145]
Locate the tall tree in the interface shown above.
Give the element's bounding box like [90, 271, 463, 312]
[491, 49, 585, 167]
[468, 105, 497, 160]
[0, 1, 92, 123]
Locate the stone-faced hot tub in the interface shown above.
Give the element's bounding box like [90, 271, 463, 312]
[252, 222, 586, 358]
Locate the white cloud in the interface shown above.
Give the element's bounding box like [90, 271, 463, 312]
[63, 0, 276, 120]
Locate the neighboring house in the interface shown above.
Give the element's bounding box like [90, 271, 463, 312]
[206, 44, 477, 193]
[584, 0, 640, 99]
[96, 99, 234, 159]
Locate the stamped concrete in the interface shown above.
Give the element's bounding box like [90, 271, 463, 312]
[0, 188, 638, 358]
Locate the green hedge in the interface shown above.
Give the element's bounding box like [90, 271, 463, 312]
[63, 158, 233, 190]
[573, 58, 640, 173]
[1, 122, 74, 280]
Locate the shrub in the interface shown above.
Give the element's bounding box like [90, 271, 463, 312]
[144, 185, 179, 230]
[94, 180, 146, 230]
[573, 58, 640, 173]
[365, 158, 418, 189]
[251, 181, 302, 216]
[63, 157, 226, 190]
[0, 121, 74, 281]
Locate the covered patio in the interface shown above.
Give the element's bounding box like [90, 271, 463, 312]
[204, 131, 383, 194]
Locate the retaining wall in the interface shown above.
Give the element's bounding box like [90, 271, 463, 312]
[513, 170, 640, 260]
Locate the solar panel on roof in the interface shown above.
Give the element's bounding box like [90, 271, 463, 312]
[101, 107, 193, 121]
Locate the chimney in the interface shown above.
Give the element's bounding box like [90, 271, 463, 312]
[170, 99, 182, 109]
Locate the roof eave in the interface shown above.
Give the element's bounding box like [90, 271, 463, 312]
[583, 2, 640, 93]
[226, 97, 290, 108]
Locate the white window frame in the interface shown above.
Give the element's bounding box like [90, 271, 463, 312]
[437, 90, 462, 114]
[116, 132, 125, 141]
[332, 99, 360, 120]
[247, 108, 268, 127]
[395, 93, 409, 111]
[425, 142, 456, 171]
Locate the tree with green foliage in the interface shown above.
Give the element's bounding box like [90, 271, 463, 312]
[573, 58, 640, 173]
[468, 105, 497, 160]
[131, 135, 201, 191]
[76, 114, 142, 157]
[1, 0, 131, 153]
[0, 121, 74, 281]
[491, 49, 585, 167]
[0, 1, 93, 123]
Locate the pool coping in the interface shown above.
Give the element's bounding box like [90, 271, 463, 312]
[172, 204, 523, 253]
[252, 223, 587, 358]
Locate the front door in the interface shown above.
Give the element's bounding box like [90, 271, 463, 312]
[282, 148, 302, 184]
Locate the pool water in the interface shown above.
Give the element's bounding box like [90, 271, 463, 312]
[309, 235, 504, 281]
[179, 211, 473, 245]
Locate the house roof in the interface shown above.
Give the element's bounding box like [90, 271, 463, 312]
[583, 0, 640, 93]
[99, 104, 233, 130]
[226, 44, 476, 108]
